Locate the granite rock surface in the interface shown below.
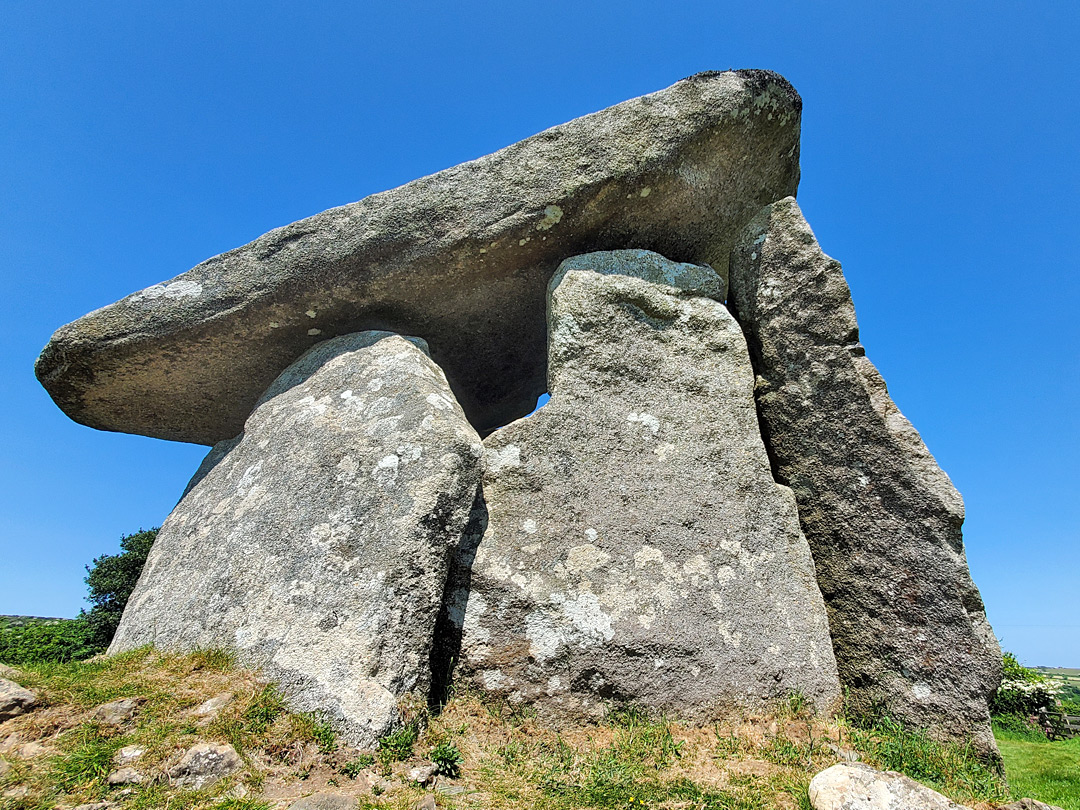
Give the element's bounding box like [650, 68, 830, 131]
[36, 70, 801, 444]
[446, 250, 840, 719]
[110, 332, 483, 746]
[808, 763, 970, 810]
[728, 197, 1001, 756]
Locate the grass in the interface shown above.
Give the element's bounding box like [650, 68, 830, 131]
[847, 717, 1008, 802]
[1, 651, 1063, 810]
[995, 724, 1080, 810]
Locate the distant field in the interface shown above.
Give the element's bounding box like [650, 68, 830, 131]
[1033, 667, 1080, 713]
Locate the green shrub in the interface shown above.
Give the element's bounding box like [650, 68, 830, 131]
[341, 754, 375, 778]
[0, 528, 158, 665]
[81, 528, 158, 649]
[243, 684, 288, 735]
[991, 652, 1061, 717]
[377, 721, 420, 765]
[848, 716, 1008, 802]
[0, 617, 99, 665]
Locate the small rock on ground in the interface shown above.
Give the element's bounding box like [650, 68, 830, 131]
[1003, 801, 1065, 810]
[415, 796, 437, 810]
[809, 763, 969, 810]
[408, 763, 436, 785]
[193, 692, 233, 722]
[107, 767, 144, 785]
[287, 793, 357, 810]
[0, 678, 37, 722]
[72, 804, 116, 810]
[168, 742, 241, 789]
[11, 741, 49, 759]
[91, 698, 139, 725]
[114, 744, 146, 765]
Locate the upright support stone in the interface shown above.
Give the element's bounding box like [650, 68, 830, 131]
[728, 197, 1000, 755]
[110, 332, 483, 747]
[448, 250, 840, 720]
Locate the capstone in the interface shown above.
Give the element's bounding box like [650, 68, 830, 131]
[36, 70, 801, 444]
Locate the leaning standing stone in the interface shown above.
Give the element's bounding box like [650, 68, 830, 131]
[451, 249, 840, 720]
[728, 197, 1001, 756]
[110, 332, 483, 747]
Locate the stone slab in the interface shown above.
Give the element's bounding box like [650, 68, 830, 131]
[37, 70, 800, 443]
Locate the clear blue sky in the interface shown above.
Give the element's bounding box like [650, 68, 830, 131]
[2, 2, 1076, 666]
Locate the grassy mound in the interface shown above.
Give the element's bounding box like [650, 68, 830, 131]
[0, 651, 1016, 810]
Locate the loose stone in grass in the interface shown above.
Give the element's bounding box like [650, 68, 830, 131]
[0, 678, 36, 722]
[113, 744, 146, 765]
[287, 793, 357, 810]
[91, 697, 139, 726]
[106, 767, 144, 786]
[168, 742, 241, 789]
[809, 763, 969, 810]
[193, 692, 234, 724]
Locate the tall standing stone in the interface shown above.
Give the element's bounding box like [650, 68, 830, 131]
[447, 250, 840, 720]
[728, 197, 1000, 755]
[110, 332, 483, 747]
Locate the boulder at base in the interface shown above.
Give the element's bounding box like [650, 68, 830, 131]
[36, 70, 802, 444]
[808, 763, 970, 810]
[110, 332, 483, 746]
[449, 250, 840, 720]
[728, 197, 1001, 755]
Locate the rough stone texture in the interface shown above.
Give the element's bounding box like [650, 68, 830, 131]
[168, 742, 241, 789]
[91, 698, 139, 725]
[445, 250, 840, 720]
[106, 767, 144, 786]
[109, 332, 484, 746]
[193, 692, 233, 721]
[287, 793, 357, 810]
[36, 70, 802, 444]
[808, 763, 969, 810]
[1003, 800, 1066, 810]
[114, 745, 146, 765]
[728, 197, 1001, 754]
[0, 678, 36, 723]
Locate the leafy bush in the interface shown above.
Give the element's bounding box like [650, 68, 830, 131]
[341, 754, 375, 778]
[0, 528, 157, 664]
[0, 617, 99, 665]
[377, 721, 420, 765]
[80, 527, 158, 649]
[991, 652, 1061, 718]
